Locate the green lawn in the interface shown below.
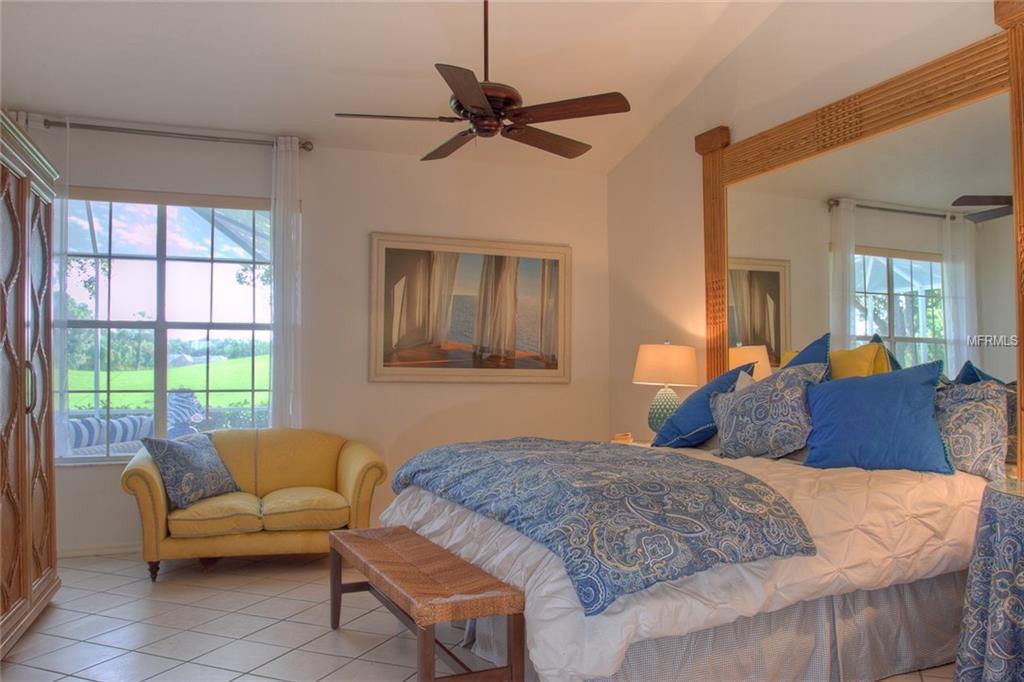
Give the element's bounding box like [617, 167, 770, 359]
[67, 355, 269, 409]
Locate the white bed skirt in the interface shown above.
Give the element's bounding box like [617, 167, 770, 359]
[470, 570, 966, 682]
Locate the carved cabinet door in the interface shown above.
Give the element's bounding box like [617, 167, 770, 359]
[0, 163, 27, 633]
[26, 190, 55, 590]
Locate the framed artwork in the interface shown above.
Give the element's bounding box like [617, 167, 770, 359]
[727, 257, 791, 366]
[370, 233, 571, 383]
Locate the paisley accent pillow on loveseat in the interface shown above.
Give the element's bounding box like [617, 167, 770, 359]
[143, 433, 239, 509]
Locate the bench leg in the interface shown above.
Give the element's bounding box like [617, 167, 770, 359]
[508, 613, 524, 682]
[329, 548, 341, 629]
[417, 624, 435, 682]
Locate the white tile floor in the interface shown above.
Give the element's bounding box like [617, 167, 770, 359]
[1, 552, 956, 682]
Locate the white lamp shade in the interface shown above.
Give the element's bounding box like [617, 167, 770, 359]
[632, 344, 698, 387]
[729, 345, 772, 381]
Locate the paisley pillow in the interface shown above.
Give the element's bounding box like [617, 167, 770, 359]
[710, 363, 827, 460]
[936, 381, 1008, 482]
[143, 433, 239, 509]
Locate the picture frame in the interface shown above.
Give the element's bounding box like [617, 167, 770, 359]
[727, 257, 791, 366]
[369, 232, 572, 383]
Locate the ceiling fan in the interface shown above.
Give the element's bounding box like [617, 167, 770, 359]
[953, 195, 1014, 223]
[334, 0, 630, 161]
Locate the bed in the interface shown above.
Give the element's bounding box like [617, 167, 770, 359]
[380, 440, 987, 682]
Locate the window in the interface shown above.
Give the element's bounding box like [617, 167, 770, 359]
[58, 192, 272, 459]
[853, 249, 945, 368]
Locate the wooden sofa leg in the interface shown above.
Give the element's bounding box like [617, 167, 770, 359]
[148, 561, 160, 582]
[199, 557, 220, 572]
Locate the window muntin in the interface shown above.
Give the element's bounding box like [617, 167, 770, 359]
[853, 250, 945, 368]
[59, 194, 272, 459]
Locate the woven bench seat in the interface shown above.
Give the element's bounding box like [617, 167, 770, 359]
[329, 526, 525, 681]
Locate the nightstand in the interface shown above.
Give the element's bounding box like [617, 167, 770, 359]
[956, 478, 1024, 682]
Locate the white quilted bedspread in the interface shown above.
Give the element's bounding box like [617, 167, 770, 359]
[379, 449, 987, 682]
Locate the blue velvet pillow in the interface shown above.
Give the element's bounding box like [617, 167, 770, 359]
[869, 333, 902, 370]
[786, 333, 831, 379]
[711, 363, 827, 459]
[143, 433, 239, 509]
[804, 361, 952, 474]
[955, 360, 1003, 385]
[653, 363, 756, 448]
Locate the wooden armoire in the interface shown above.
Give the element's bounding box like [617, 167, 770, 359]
[0, 111, 60, 655]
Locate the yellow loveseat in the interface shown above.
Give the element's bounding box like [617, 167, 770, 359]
[120, 428, 387, 580]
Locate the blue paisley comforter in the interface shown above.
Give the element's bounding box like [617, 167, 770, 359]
[392, 437, 816, 616]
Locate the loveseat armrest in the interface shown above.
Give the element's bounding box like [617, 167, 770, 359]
[120, 450, 169, 561]
[337, 441, 387, 529]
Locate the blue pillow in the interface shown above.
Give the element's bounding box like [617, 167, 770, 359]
[955, 360, 1003, 385]
[711, 363, 827, 459]
[786, 333, 831, 379]
[143, 433, 240, 509]
[804, 361, 952, 474]
[653, 363, 756, 448]
[869, 333, 902, 370]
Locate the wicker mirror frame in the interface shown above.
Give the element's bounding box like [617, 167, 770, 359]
[697, 1, 1024, 477]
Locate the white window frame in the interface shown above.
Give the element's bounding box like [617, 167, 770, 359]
[853, 245, 946, 365]
[57, 187, 272, 463]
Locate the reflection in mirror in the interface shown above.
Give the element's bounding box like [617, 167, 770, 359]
[727, 93, 1014, 387]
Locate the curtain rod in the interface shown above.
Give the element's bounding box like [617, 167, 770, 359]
[826, 198, 951, 220]
[42, 119, 313, 151]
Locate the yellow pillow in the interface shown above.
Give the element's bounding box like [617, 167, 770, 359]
[781, 350, 798, 366]
[830, 343, 891, 379]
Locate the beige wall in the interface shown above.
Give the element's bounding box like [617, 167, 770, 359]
[608, 1, 999, 439]
[299, 147, 609, 520]
[28, 125, 608, 553]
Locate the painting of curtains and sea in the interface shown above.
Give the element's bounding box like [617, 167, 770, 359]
[370, 234, 570, 382]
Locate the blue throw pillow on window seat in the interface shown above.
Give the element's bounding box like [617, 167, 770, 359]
[785, 333, 832, 379]
[653, 363, 755, 448]
[804, 361, 953, 474]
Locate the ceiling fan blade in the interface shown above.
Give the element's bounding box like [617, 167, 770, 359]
[965, 205, 1014, 223]
[501, 125, 591, 159]
[435, 64, 494, 116]
[335, 113, 463, 122]
[421, 130, 476, 161]
[952, 194, 1013, 207]
[505, 92, 630, 125]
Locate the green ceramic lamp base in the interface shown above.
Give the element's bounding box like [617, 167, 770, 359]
[648, 386, 682, 433]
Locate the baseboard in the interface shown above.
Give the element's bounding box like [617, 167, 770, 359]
[58, 542, 142, 559]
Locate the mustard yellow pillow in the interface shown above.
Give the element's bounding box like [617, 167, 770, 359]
[781, 350, 797, 367]
[830, 343, 891, 379]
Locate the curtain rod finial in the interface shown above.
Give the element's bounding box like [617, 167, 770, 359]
[299, 140, 314, 152]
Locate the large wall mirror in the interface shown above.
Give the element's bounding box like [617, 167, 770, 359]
[728, 93, 1013, 378]
[697, 8, 1024, 477]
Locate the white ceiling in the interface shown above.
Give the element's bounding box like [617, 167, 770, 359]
[735, 93, 1013, 210]
[1, 1, 778, 171]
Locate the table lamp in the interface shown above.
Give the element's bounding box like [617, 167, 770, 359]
[633, 342, 698, 432]
[728, 344, 772, 381]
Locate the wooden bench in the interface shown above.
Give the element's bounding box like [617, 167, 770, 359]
[329, 526, 525, 682]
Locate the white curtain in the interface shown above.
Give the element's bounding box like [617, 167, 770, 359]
[538, 260, 559, 364]
[829, 198, 857, 350]
[728, 270, 752, 345]
[473, 255, 518, 359]
[271, 137, 303, 428]
[942, 214, 980, 374]
[427, 252, 460, 347]
[44, 115, 72, 455]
